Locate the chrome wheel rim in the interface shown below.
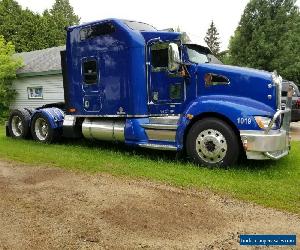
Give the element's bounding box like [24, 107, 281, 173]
[11, 116, 23, 136]
[195, 129, 228, 164]
[35, 118, 48, 141]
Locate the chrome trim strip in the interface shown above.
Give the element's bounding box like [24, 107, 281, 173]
[70, 114, 181, 118]
[138, 143, 177, 151]
[149, 116, 180, 125]
[149, 103, 183, 105]
[142, 124, 177, 130]
[71, 114, 148, 118]
[149, 114, 181, 117]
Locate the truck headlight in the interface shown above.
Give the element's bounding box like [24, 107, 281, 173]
[254, 116, 276, 130]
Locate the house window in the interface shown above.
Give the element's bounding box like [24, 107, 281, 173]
[83, 59, 98, 84]
[27, 87, 43, 99]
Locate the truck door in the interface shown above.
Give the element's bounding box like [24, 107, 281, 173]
[147, 42, 185, 115]
[81, 56, 102, 112]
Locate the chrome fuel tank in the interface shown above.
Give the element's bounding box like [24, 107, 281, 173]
[82, 118, 125, 141]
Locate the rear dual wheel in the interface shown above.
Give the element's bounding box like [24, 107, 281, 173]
[8, 109, 61, 143]
[31, 113, 61, 143]
[8, 109, 31, 139]
[186, 118, 241, 167]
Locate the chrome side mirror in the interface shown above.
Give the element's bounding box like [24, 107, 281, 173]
[168, 43, 180, 72]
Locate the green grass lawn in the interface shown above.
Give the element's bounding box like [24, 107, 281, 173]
[0, 128, 299, 214]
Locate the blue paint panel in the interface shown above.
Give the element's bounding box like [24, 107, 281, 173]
[194, 63, 276, 110]
[66, 19, 147, 116]
[124, 118, 178, 149]
[124, 118, 149, 143]
[148, 68, 185, 115]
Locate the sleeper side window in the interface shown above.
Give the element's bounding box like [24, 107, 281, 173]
[83, 59, 98, 84]
[80, 22, 115, 41]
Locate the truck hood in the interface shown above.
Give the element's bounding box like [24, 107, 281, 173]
[201, 63, 272, 82]
[195, 63, 277, 111]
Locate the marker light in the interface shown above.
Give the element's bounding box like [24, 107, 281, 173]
[254, 116, 276, 130]
[68, 108, 76, 113]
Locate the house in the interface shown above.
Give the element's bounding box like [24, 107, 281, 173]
[11, 46, 65, 109]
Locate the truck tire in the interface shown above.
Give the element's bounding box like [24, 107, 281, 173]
[186, 118, 240, 167]
[31, 112, 61, 143]
[8, 109, 31, 139]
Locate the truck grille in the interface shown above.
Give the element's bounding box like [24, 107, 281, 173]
[272, 71, 283, 110]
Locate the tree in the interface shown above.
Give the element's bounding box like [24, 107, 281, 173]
[0, 0, 80, 52]
[218, 50, 230, 64]
[0, 0, 23, 52]
[44, 0, 80, 47]
[204, 21, 221, 55]
[0, 36, 22, 117]
[229, 0, 300, 85]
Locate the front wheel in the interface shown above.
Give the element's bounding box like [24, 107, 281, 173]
[186, 118, 241, 167]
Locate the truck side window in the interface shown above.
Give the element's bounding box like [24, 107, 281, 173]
[80, 22, 115, 41]
[151, 43, 169, 70]
[83, 59, 98, 84]
[170, 83, 182, 100]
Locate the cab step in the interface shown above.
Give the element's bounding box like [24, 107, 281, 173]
[141, 116, 180, 142]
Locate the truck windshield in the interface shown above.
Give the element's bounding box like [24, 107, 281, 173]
[185, 44, 222, 64]
[123, 20, 157, 31]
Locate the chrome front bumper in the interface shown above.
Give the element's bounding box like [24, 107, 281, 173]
[240, 129, 290, 160]
[240, 84, 293, 160]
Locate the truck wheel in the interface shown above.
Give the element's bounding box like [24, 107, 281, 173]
[186, 118, 240, 167]
[8, 109, 31, 139]
[31, 113, 60, 143]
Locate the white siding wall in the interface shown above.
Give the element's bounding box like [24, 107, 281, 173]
[10, 74, 64, 109]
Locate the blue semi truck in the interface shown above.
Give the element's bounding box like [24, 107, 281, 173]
[6, 19, 294, 167]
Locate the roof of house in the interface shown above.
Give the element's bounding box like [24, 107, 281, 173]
[15, 46, 65, 77]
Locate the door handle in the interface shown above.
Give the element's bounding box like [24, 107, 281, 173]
[84, 100, 90, 109]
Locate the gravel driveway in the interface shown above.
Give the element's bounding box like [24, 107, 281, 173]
[0, 160, 299, 249]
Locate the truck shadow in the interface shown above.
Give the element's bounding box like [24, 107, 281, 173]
[60, 137, 180, 162]
[59, 138, 280, 171]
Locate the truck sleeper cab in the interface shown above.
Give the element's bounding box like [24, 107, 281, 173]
[6, 18, 293, 167]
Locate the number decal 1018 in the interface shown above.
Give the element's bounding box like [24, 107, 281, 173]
[237, 117, 252, 125]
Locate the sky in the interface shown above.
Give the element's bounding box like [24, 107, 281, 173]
[16, 0, 300, 50]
